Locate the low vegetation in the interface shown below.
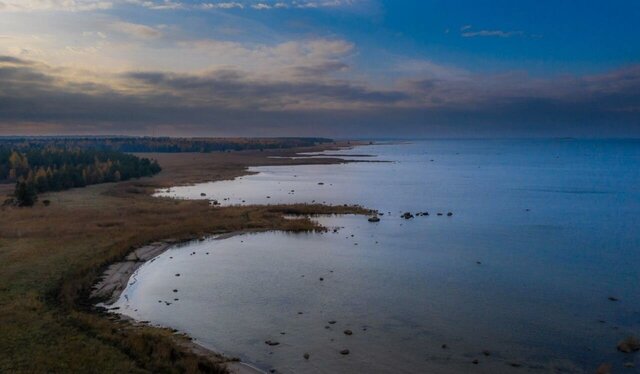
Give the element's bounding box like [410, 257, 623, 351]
[0, 146, 368, 373]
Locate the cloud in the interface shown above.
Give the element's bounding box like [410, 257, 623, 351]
[176, 38, 354, 76]
[127, 0, 358, 11]
[126, 0, 184, 10]
[0, 55, 639, 137]
[110, 21, 163, 39]
[199, 2, 244, 9]
[0, 0, 113, 12]
[460, 25, 524, 38]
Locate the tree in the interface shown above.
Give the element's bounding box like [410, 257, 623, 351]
[14, 179, 37, 206]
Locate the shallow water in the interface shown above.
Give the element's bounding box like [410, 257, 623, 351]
[117, 140, 640, 373]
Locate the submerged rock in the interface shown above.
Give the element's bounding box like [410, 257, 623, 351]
[617, 336, 640, 353]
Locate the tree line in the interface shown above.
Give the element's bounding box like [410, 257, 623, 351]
[1, 146, 161, 206]
[0, 137, 333, 153]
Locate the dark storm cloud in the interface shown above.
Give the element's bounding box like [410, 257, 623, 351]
[0, 55, 639, 137]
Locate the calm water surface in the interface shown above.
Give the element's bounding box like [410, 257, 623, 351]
[115, 140, 640, 373]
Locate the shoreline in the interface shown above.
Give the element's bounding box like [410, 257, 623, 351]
[91, 233, 267, 374]
[89, 142, 373, 373]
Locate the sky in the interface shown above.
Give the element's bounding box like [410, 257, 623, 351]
[0, 0, 639, 137]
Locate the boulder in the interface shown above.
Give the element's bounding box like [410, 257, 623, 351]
[617, 336, 640, 353]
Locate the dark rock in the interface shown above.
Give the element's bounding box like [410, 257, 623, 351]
[344, 329, 353, 336]
[265, 340, 280, 346]
[608, 296, 619, 302]
[303, 353, 310, 360]
[437, 213, 443, 216]
[319, 277, 324, 281]
[447, 212, 453, 216]
[175, 273, 180, 277]
[340, 349, 350, 355]
[328, 320, 337, 324]
[617, 336, 640, 353]
[441, 344, 448, 349]
[482, 350, 491, 356]
[173, 289, 178, 293]
[401, 212, 414, 219]
[472, 359, 479, 365]
[368, 216, 380, 222]
[596, 363, 612, 374]
[200, 193, 206, 196]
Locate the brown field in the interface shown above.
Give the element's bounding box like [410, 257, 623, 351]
[0, 144, 371, 373]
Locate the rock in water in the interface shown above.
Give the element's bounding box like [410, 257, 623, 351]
[401, 212, 414, 219]
[340, 349, 350, 355]
[617, 336, 640, 353]
[368, 216, 380, 222]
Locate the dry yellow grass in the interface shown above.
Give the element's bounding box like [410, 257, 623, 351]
[0, 145, 370, 373]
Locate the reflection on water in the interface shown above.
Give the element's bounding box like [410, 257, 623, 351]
[119, 140, 640, 373]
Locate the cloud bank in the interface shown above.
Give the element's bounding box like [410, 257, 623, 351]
[0, 54, 638, 137]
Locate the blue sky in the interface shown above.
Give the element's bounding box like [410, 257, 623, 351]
[0, 0, 638, 137]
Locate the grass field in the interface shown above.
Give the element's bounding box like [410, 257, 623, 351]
[0, 145, 369, 373]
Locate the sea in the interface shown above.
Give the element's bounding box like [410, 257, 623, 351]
[111, 139, 640, 373]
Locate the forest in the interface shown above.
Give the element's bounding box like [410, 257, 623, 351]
[0, 145, 161, 206]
